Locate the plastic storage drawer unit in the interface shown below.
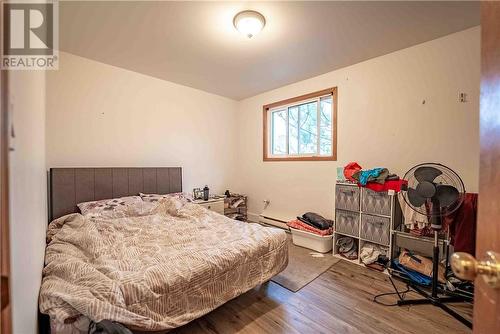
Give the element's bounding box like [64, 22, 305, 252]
[360, 214, 391, 245]
[335, 209, 360, 237]
[361, 188, 391, 216]
[335, 184, 360, 211]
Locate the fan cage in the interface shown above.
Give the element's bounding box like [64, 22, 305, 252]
[402, 163, 465, 217]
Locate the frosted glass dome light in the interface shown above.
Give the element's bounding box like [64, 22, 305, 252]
[233, 10, 266, 38]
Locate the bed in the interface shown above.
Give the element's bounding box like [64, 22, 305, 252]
[40, 168, 288, 333]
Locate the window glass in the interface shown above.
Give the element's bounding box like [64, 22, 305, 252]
[320, 96, 332, 156]
[288, 106, 299, 155]
[271, 109, 287, 155]
[298, 101, 318, 154]
[266, 90, 335, 160]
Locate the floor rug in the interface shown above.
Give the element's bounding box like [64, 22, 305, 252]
[271, 234, 340, 292]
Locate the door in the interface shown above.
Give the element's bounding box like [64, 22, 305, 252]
[474, 2, 500, 333]
[0, 69, 11, 333]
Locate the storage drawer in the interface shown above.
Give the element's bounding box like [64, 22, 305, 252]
[335, 184, 360, 211]
[198, 200, 224, 215]
[360, 214, 391, 245]
[335, 209, 359, 237]
[362, 188, 391, 216]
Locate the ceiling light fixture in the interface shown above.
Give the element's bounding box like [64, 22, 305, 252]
[233, 10, 266, 38]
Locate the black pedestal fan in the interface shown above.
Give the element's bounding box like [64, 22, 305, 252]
[396, 163, 472, 328]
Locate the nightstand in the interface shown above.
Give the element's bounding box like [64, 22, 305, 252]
[224, 193, 247, 221]
[193, 198, 225, 215]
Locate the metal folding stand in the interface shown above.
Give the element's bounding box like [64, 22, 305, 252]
[394, 227, 473, 329]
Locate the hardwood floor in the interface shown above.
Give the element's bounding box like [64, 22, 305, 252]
[172, 260, 472, 334]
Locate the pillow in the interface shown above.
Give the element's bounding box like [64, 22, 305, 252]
[77, 196, 143, 218]
[155, 196, 187, 216]
[140, 192, 192, 203]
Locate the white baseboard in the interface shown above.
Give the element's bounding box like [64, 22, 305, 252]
[258, 214, 288, 230]
[247, 212, 260, 223]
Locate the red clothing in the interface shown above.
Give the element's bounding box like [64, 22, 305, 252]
[344, 162, 362, 182]
[443, 193, 478, 256]
[362, 179, 408, 192]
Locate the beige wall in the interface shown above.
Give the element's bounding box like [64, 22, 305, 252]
[8, 71, 47, 334]
[235, 27, 480, 222]
[46, 52, 238, 195]
[7, 26, 480, 333]
[46, 27, 480, 223]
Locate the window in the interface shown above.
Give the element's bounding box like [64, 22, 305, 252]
[263, 88, 337, 161]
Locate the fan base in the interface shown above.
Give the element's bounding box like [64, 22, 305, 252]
[393, 231, 472, 329]
[397, 283, 472, 329]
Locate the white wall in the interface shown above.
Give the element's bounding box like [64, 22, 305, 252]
[8, 71, 47, 334]
[8, 25, 480, 334]
[46, 52, 238, 195]
[46, 28, 480, 223]
[235, 27, 480, 221]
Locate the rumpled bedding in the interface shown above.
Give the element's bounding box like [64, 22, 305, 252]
[39, 198, 288, 332]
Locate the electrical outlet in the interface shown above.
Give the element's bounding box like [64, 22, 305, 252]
[459, 92, 467, 103]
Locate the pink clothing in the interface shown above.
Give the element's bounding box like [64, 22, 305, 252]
[287, 219, 333, 236]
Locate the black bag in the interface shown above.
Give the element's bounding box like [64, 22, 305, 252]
[89, 320, 132, 334]
[298, 212, 332, 230]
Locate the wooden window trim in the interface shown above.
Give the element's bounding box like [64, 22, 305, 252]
[263, 87, 338, 162]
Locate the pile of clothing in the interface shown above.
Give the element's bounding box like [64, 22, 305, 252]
[392, 250, 446, 286]
[287, 212, 333, 236]
[393, 250, 474, 297]
[399, 192, 478, 256]
[336, 236, 358, 260]
[343, 162, 407, 192]
[359, 243, 389, 271]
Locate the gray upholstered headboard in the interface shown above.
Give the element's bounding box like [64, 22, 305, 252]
[49, 167, 182, 221]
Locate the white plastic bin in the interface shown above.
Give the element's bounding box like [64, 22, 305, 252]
[289, 228, 333, 253]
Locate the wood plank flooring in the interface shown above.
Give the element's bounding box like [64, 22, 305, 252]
[172, 260, 473, 334]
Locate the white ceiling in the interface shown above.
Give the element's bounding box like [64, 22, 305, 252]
[59, 1, 479, 100]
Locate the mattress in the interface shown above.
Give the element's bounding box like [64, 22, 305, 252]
[39, 198, 288, 332]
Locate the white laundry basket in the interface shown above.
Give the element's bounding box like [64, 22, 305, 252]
[289, 228, 333, 253]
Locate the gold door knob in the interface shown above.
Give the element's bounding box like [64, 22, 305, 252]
[451, 251, 500, 289]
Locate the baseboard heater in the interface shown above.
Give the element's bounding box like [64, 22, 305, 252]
[259, 214, 288, 230]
